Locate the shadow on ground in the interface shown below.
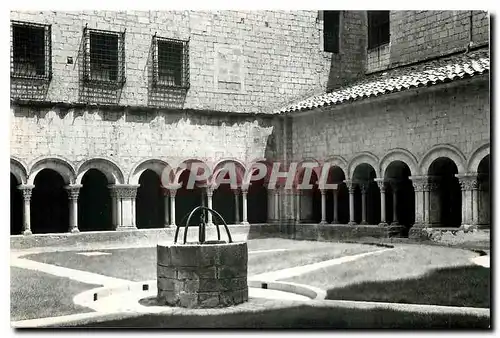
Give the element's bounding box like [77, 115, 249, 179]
[326, 265, 490, 308]
[56, 304, 489, 329]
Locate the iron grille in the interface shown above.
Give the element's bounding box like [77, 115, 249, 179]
[368, 11, 390, 49]
[10, 20, 52, 80]
[83, 27, 126, 87]
[324, 11, 340, 53]
[152, 35, 190, 89]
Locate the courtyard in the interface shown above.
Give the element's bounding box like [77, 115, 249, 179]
[11, 236, 490, 328]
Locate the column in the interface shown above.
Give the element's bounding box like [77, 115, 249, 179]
[375, 179, 387, 226]
[241, 189, 249, 225]
[331, 188, 339, 224]
[233, 189, 240, 224]
[274, 188, 280, 222]
[295, 189, 301, 223]
[206, 187, 214, 225]
[114, 185, 139, 230]
[409, 176, 425, 227]
[390, 180, 399, 225]
[170, 189, 177, 226]
[163, 190, 170, 227]
[18, 185, 34, 235]
[344, 180, 357, 225]
[65, 184, 82, 233]
[360, 183, 368, 225]
[457, 174, 479, 228]
[319, 189, 327, 224]
[427, 178, 440, 226]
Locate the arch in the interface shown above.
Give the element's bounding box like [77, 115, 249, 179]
[467, 143, 490, 173]
[76, 157, 125, 185]
[419, 144, 466, 175]
[128, 158, 171, 185]
[348, 152, 380, 179]
[211, 158, 246, 189]
[11, 157, 28, 185]
[173, 158, 212, 186]
[294, 157, 322, 188]
[379, 148, 418, 177]
[28, 156, 76, 185]
[322, 155, 348, 175]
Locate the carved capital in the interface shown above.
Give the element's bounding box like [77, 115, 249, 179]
[233, 188, 241, 196]
[65, 184, 83, 201]
[18, 184, 35, 201]
[456, 174, 479, 191]
[109, 185, 140, 199]
[375, 179, 386, 192]
[359, 183, 369, 194]
[344, 180, 357, 194]
[206, 187, 214, 198]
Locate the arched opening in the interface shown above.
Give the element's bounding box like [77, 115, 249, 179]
[298, 169, 321, 223]
[352, 164, 380, 224]
[213, 177, 237, 225]
[136, 169, 165, 229]
[428, 157, 461, 227]
[384, 161, 415, 232]
[478, 155, 490, 227]
[248, 177, 268, 224]
[10, 174, 23, 235]
[325, 166, 348, 224]
[78, 169, 112, 232]
[176, 169, 204, 226]
[31, 169, 69, 234]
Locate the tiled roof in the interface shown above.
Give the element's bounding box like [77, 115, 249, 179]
[277, 48, 489, 114]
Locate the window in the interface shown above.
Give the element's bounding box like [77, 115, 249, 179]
[367, 11, 390, 49]
[153, 36, 189, 89]
[83, 27, 125, 85]
[11, 21, 51, 80]
[324, 11, 340, 53]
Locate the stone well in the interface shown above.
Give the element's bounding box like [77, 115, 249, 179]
[157, 241, 248, 308]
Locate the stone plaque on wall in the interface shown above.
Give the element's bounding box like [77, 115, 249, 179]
[214, 43, 245, 93]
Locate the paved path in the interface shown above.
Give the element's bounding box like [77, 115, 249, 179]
[250, 248, 392, 281]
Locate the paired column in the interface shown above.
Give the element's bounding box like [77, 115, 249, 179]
[389, 180, 399, 225]
[169, 189, 177, 226]
[110, 185, 139, 230]
[206, 187, 214, 225]
[360, 183, 368, 225]
[18, 185, 34, 235]
[241, 189, 249, 225]
[65, 184, 82, 233]
[375, 179, 388, 226]
[331, 188, 339, 224]
[409, 176, 425, 227]
[456, 174, 480, 228]
[295, 189, 301, 223]
[163, 190, 170, 227]
[233, 189, 241, 224]
[319, 189, 327, 224]
[344, 180, 357, 225]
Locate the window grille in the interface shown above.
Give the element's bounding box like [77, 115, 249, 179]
[10, 21, 51, 80]
[83, 27, 126, 86]
[152, 35, 189, 89]
[368, 11, 390, 49]
[324, 11, 340, 53]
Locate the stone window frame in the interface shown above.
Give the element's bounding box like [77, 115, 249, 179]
[152, 34, 190, 89]
[323, 10, 341, 53]
[367, 10, 390, 50]
[82, 26, 126, 88]
[10, 20, 52, 81]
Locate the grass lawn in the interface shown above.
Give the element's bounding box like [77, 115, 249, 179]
[22, 240, 378, 282]
[10, 267, 99, 321]
[326, 265, 490, 308]
[283, 244, 489, 308]
[65, 303, 490, 329]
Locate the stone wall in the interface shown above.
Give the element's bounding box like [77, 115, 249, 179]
[290, 77, 489, 178]
[10, 10, 332, 114]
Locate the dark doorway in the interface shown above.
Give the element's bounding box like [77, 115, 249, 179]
[10, 174, 23, 235]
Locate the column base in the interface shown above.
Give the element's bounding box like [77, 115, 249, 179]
[378, 222, 388, 227]
[331, 220, 339, 225]
[360, 221, 368, 225]
[348, 221, 357, 226]
[319, 220, 328, 225]
[70, 227, 80, 234]
[459, 224, 479, 232]
[390, 221, 400, 226]
[240, 221, 250, 226]
[116, 225, 138, 231]
[163, 224, 171, 228]
[22, 229, 32, 236]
